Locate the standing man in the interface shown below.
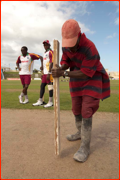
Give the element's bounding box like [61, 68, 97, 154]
[16, 46, 43, 104]
[33, 40, 53, 108]
[52, 19, 110, 162]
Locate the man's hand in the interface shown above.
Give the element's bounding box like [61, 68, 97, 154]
[19, 67, 21, 71]
[52, 64, 64, 78]
[40, 69, 43, 79]
[40, 66, 43, 71]
[47, 74, 50, 81]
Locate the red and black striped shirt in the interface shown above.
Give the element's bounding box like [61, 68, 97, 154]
[60, 33, 110, 100]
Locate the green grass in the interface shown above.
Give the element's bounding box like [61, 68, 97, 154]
[1, 80, 119, 112]
[3, 71, 40, 79]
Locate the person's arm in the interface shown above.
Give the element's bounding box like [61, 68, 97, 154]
[16, 63, 21, 71]
[51, 48, 88, 79]
[48, 50, 53, 74]
[48, 56, 69, 73]
[80, 43, 100, 78]
[47, 51, 53, 80]
[52, 42, 100, 79]
[49, 62, 53, 73]
[40, 56, 43, 71]
[51, 50, 70, 77]
[52, 64, 88, 79]
[64, 69, 88, 79]
[16, 56, 21, 71]
[52, 49, 87, 79]
[60, 64, 69, 70]
[29, 53, 43, 71]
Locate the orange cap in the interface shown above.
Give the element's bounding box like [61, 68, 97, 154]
[62, 19, 81, 47]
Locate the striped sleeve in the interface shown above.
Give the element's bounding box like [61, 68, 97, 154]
[16, 56, 21, 64]
[49, 50, 53, 63]
[29, 53, 40, 61]
[80, 44, 100, 78]
[60, 48, 71, 67]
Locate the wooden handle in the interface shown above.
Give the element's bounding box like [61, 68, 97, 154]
[53, 40, 60, 155]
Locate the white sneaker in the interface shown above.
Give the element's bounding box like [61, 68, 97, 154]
[23, 99, 29, 104]
[18, 95, 23, 104]
[44, 102, 53, 108]
[32, 100, 43, 106]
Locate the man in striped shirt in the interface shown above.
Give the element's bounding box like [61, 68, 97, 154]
[52, 19, 110, 162]
[16, 46, 43, 104]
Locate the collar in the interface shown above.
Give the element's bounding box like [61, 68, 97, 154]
[22, 53, 29, 57]
[45, 48, 51, 53]
[78, 33, 85, 47]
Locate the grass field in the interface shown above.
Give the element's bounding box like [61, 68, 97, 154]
[3, 71, 40, 79]
[1, 79, 119, 112]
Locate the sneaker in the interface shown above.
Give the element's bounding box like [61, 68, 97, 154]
[23, 99, 29, 104]
[44, 102, 53, 108]
[32, 100, 44, 106]
[18, 95, 23, 104]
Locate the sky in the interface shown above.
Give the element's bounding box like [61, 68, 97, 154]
[1, 1, 119, 72]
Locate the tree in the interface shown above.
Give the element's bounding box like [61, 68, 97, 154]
[33, 69, 38, 73]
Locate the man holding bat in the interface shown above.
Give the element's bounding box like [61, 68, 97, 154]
[52, 19, 110, 162]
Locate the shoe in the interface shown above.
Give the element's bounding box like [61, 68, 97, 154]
[44, 102, 53, 108]
[23, 99, 29, 104]
[73, 117, 92, 163]
[66, 115, 82, 141]
[66, 131, 81, 141]
[18, 95, 23, 104]
[32, 100, 44, 106]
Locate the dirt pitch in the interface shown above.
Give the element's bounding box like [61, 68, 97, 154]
[1, 109, 119, 179]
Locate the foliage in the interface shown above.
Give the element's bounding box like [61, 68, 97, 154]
[33, 69, 38, 73]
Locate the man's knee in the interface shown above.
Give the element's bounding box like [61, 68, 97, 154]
[71, 96, 82, 116]
[41, 83, 46, 89]
[24, 84, 29, 89]
[81, 107, 93, 118]
[82, 96, 100, 118]
[48, 84, 53, 91]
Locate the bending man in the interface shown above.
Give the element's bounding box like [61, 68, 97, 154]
[52, 19, 110, 162]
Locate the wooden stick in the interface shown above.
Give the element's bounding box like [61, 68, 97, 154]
[53, 40, 60, 155]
